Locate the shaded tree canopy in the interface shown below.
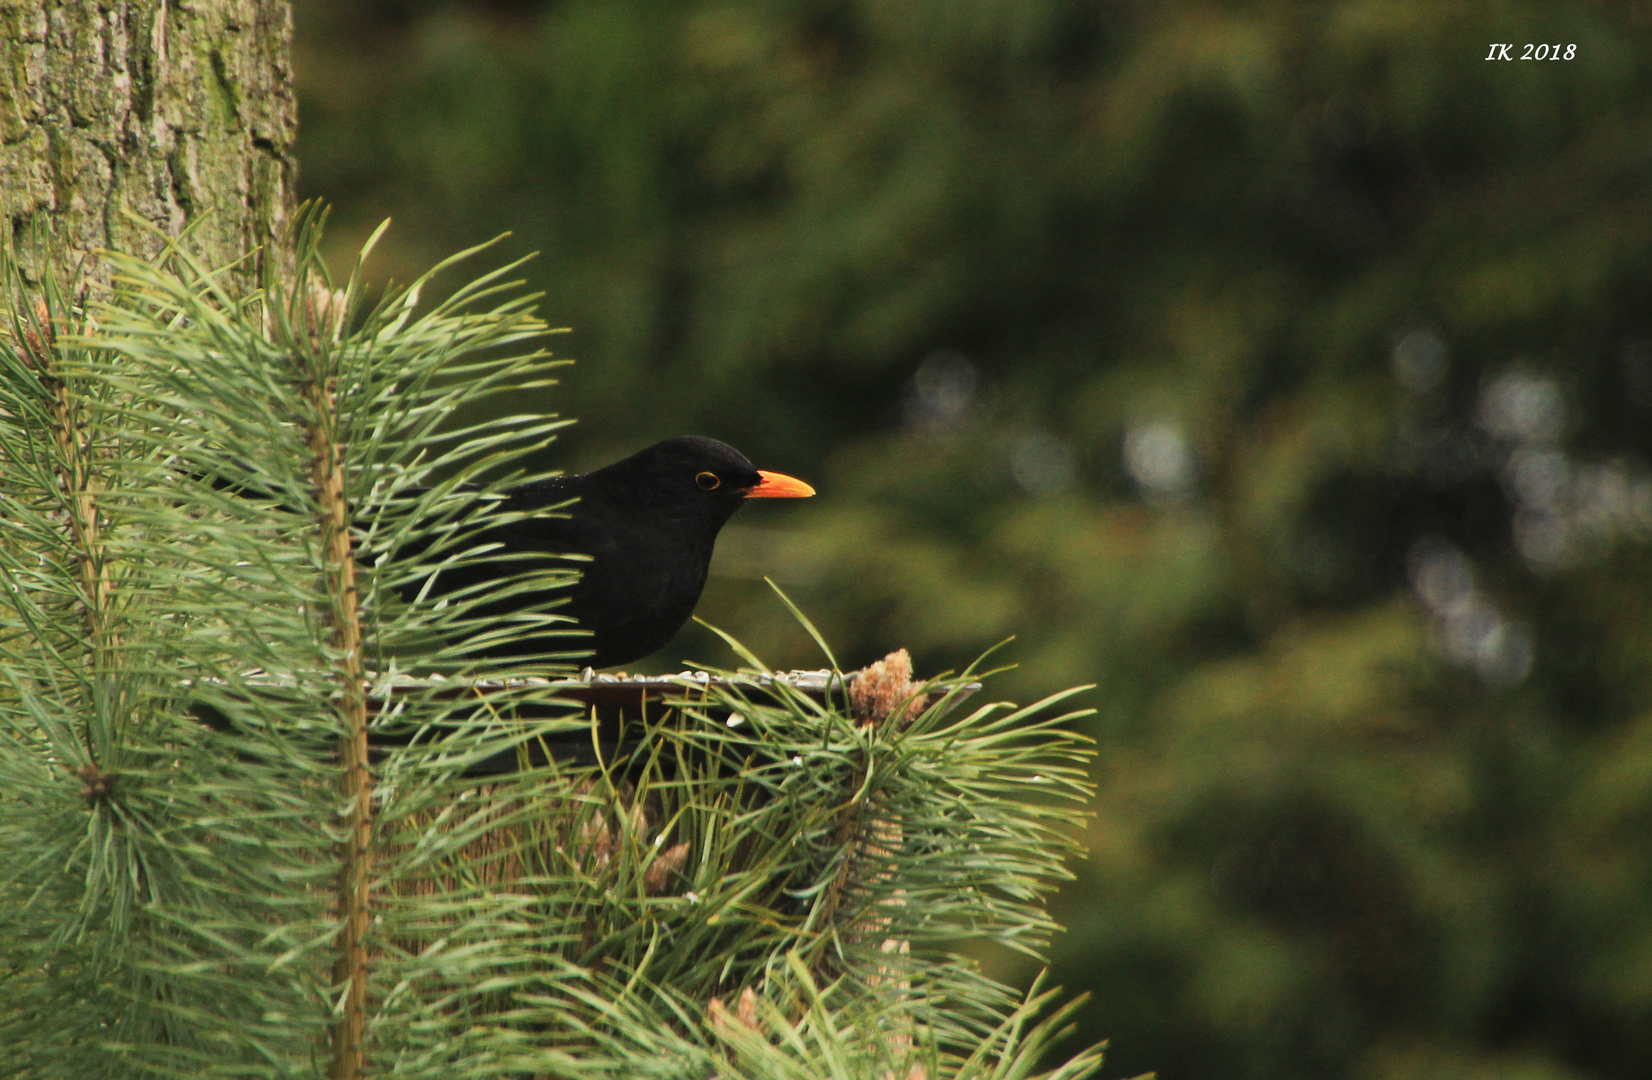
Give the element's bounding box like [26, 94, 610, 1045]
[296, 3, 1652, 1078]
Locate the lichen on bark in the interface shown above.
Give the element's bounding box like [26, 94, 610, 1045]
[0, 0, 296, 291]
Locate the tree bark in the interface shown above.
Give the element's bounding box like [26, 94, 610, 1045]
[0, 0, 295, 291]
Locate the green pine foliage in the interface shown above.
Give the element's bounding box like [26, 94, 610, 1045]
[0, 220, 1101, 1078]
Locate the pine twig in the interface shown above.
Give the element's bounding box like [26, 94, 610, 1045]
[817, 649, 925, 936]
[302, 300, 374, 1080]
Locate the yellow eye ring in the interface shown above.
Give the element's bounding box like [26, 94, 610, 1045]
[695, 471, 721, 491]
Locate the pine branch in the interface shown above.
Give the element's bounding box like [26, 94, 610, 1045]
[819, 648, 922, 957]
[288, 275, 376, 1080]
[1, 218, 1105, 1080]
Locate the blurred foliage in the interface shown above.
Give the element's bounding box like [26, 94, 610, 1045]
[295, 1, 1652, 1077]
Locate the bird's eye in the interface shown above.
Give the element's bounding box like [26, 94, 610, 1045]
[695, 471, 721, 491]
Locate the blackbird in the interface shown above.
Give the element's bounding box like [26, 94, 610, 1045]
[417, 436, 813, 668]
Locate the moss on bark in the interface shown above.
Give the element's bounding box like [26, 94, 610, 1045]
[0, 0, 295, 291]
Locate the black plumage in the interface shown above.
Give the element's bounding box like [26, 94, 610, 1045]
[415, 436, 813, 668]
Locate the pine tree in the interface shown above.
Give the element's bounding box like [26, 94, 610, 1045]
[0, 0, 296, 290]
[0, 218, 1104, 1079]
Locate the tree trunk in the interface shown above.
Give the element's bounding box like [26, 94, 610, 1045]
[0, 0, 295, 291]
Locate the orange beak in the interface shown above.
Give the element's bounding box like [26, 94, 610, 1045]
[744, 470, 815, 499]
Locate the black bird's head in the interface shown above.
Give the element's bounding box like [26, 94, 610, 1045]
[592, 436, 814, 527]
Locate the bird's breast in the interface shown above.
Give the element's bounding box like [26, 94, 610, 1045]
[573, 524, 714, 627]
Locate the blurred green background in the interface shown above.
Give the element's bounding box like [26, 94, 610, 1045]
[294, 2, 1652, 1077]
